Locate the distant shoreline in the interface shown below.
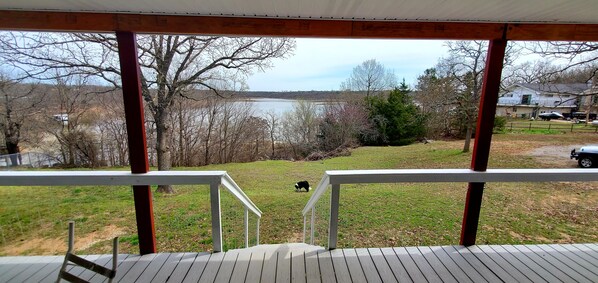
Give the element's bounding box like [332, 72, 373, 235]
[232, 90, 366, 100]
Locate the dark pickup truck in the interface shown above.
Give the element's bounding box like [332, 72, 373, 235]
[571, 146, 598, 168]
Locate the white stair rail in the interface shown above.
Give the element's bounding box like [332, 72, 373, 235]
[0, 171, 262, 252]
[302, 168, 598, 250]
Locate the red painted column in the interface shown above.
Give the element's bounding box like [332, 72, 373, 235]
[116, 31, 157, 254]
[460, 37, 507, 246]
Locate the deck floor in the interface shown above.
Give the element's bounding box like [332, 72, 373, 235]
[1, 243, 597, 282]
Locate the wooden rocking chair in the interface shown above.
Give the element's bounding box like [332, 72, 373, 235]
[56, 221, 119, 283]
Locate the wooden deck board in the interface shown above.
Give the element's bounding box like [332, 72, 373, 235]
[214, 250, 239, 283]
[406, 246, 442, 283]
[134, 253, 171, 282]
[276, 250, 292, 283]
[317, 250, 336, 283]
[446, 245, 501, 282]
[437, 246, 487, 282]
[368, 248, 397, 283]
[230, 249, 252, 283]
[329, 249, 351, 283]
[291, 251, 306, 283]
[474, 246, 534, 283]
[380, 247, 412, 283]
[181, 252, 210, 283]
[393, 247, 428, 283]
[3, 244, 597, 282]
[245, 251, 265, 282]
[547, 244, 598, 276]
[198, 252, 224, 283]
[304, 250, 321, 283]
[498, 245, 560, 282]
[462, 245, 517, 282]
[426, 246, 472, 283]
[512, 244, 580, 282]
[572, 244, 598, 260]
[261, 250, 278, 283]
[563, 244, 598, 264]
[418, 246, 458, 283]
[18, 255, 62, 283]
[522, 245, 591, 283]
[149, 253, 190, 283]
[118, 253, 157, 282]
[536, 245, 597, 281]
[354, 248, 382, 283]
[340, 249, 365, 283]
[0, 255, 48, 282]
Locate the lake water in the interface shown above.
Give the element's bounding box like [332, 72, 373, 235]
[240, 98, 327, 116]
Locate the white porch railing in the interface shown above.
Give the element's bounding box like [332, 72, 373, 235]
[302, 168, 598, 249]
[0, 171, 262, 252]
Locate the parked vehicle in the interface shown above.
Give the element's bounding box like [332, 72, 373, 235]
[539, 112, 564, 121]
[571, 146, 598, 168]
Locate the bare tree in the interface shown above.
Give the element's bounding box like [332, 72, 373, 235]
[414, 68, 459, 138]
[442, 41, 519, 152]
[530, 42, 598, 80]
[1, 32, 295, 193]
[340, 59, 397, 98]
[318, 99, 373, 151]
[264, 110, 279, 159]
[42, 74, 100, 167]
[281, 100, 321, 159]
[0, 73, 44, 165]
[96, 91, 128, 166]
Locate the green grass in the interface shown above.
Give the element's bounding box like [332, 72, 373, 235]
[1, 133, 597, 255]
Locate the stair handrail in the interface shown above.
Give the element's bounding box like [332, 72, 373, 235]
[302, 168, 598, 249]
[0, 170, 261, 252]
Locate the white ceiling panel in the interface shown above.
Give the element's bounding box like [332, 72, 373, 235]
[1, 0, 598, 24]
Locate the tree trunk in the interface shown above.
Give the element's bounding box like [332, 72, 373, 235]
[462, 122, 473, 153]
[6, 141, 19, 166]
[155, 114, 174, 194]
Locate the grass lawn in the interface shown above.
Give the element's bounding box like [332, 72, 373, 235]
[1, 132, 597, 255]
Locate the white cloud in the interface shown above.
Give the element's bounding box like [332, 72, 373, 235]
[247, 38, 449, 91]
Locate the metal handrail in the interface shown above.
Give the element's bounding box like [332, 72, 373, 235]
[0, 170, 261, 252]
[302, 168, 598, 249]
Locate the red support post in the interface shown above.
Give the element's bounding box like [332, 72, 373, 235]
[460, 37, 507, 246]
[116, 31, 157, 255]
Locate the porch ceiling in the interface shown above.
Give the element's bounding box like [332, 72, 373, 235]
[2, 0, 598, 24]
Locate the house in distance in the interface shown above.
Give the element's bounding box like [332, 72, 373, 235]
[497, 82, 597, 119]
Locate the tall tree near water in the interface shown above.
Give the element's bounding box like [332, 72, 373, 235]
[1, 32, 295, 193]
[341, 59, 397, 98]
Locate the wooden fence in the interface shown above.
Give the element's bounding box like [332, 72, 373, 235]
[507, 122, 598, 133]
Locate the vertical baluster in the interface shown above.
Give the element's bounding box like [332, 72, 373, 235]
[303, 216, 307, 243]
[256, 217, 260, 245]
[310, 208, 315, 245]
[210, 182, 223, 252]
[244, 208, 249, 248]
[328, 184, 340, 250]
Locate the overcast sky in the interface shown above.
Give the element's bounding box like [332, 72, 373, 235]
[246, 38, 449, 91]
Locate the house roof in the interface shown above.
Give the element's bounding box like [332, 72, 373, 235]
[2, 0, 597, 24]
[517, 83, 590, 94]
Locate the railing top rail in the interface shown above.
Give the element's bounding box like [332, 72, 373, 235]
[326, 168, 598, 183]
[302, 174, 330, 216]
[0, 171, 227, 186]
[302, 168, 598, 215]
[221, 173, 262, 217]
[0, 170, 261, 217]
